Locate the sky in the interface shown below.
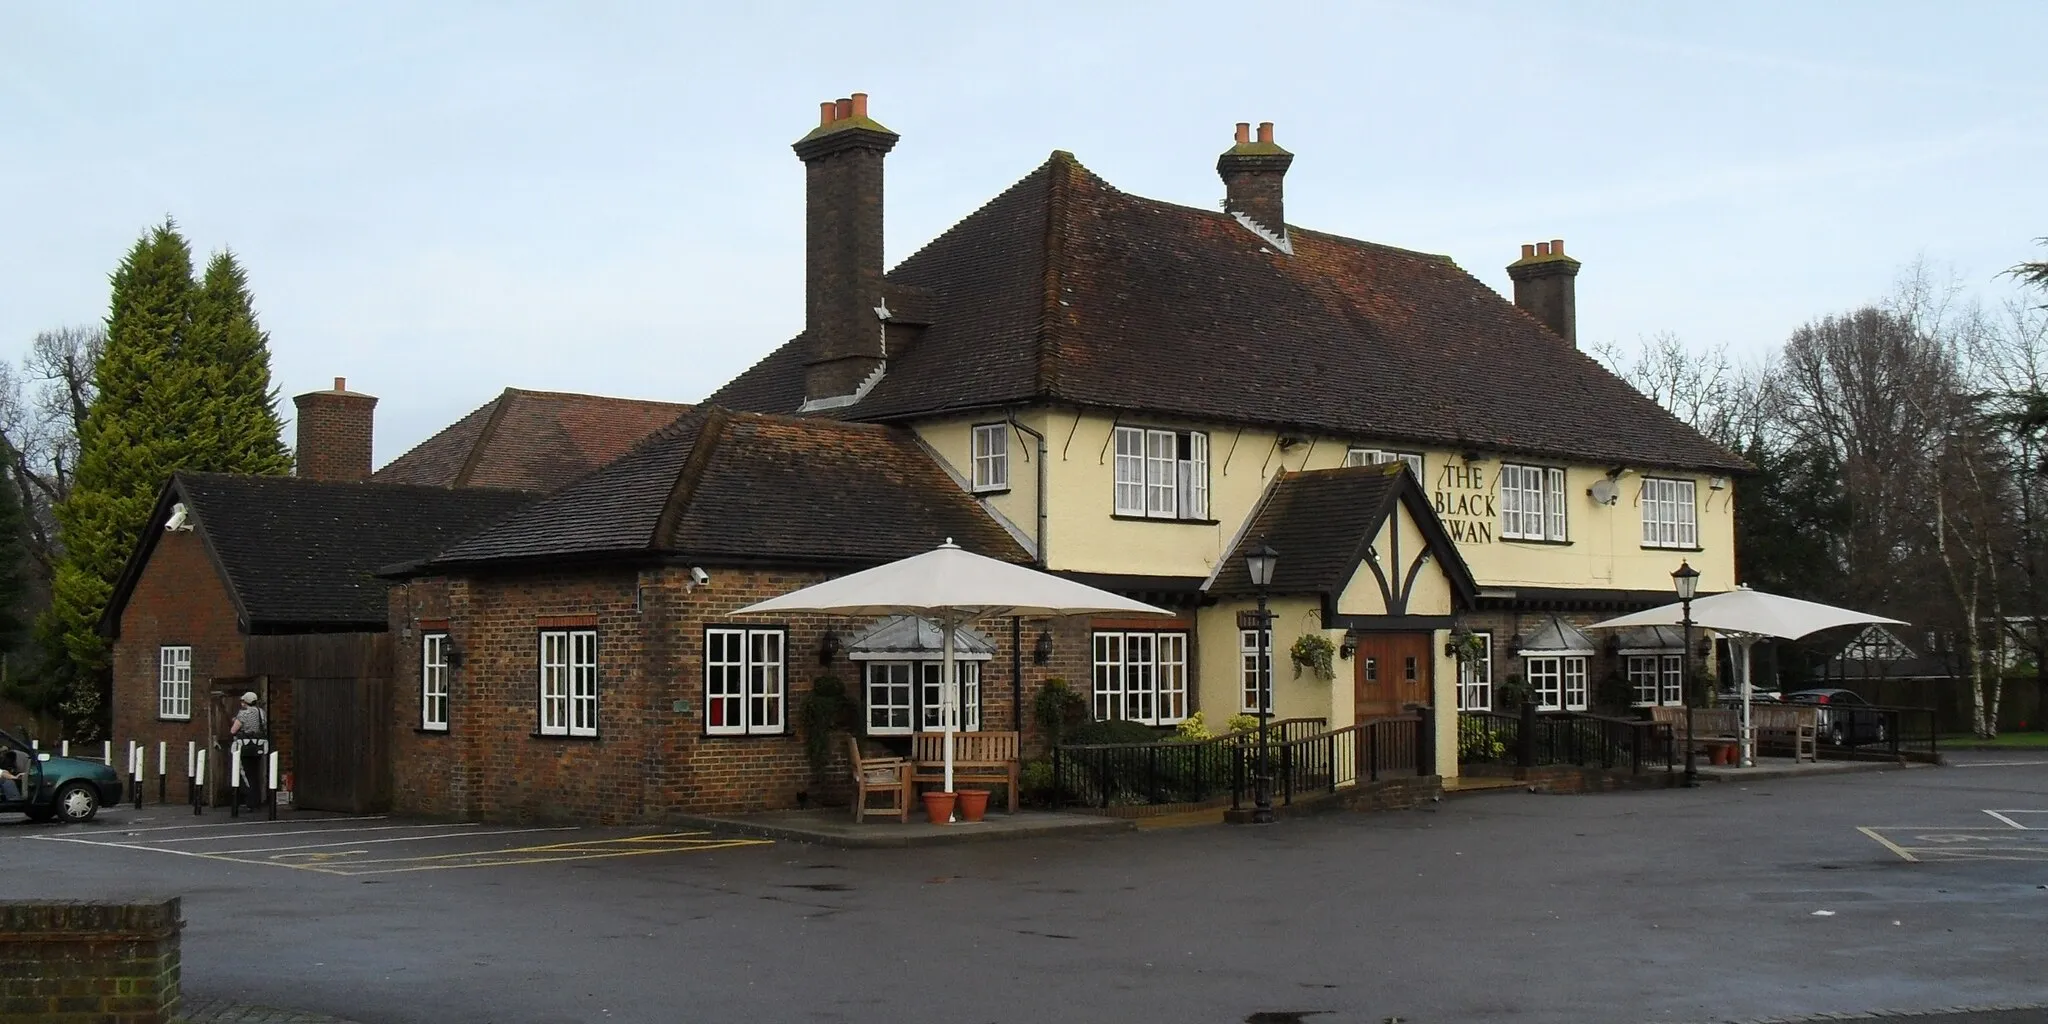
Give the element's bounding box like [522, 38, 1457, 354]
[4, 2, 2045, 465]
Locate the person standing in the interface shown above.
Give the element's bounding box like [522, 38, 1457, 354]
[230, 691, 269, 810]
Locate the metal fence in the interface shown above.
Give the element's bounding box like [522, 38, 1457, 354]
[1457, 709, 1673, 775]
[1233, 714, 1427, 810]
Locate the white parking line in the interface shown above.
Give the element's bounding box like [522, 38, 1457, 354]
[1954, 759, 2048, 767]
[213, 827, 574, 855]
[95, 814, 393, 834]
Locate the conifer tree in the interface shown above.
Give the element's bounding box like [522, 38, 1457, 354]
[188, 251, 292, 474]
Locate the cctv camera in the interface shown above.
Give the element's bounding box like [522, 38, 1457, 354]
[689, 566, 711, 587]
[164, 503, 190, 532]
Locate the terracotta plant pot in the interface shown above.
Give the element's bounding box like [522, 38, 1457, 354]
[922, 791, 957, 824]
[955, 789, 990, 822]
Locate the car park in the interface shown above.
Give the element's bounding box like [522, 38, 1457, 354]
[1783, 688, 1889, 746]
[0, 727, 123, 823]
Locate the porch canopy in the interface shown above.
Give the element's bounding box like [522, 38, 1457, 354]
[731, 540, 1172, 795]
[1589, 586, 1905, 765]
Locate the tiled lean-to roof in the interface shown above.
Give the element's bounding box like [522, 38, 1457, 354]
[103, 473, 535, 634]
[709, 151, 1747, 473]
[419, 407, 1028, 570]
[374, 388, 692, 492]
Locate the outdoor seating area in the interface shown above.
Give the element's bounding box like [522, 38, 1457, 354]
[1648, 704, 1821, 764]
[910, 730, 1020, 813]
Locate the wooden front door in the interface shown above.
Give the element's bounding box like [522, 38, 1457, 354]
[1353, 632, 1433, 723]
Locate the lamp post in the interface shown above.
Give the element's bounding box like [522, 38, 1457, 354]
[1246, 543, 1279, 824]
[1673, 560, 1700, 788]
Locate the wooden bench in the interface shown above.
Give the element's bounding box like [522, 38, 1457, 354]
[1750, 704, 1819, 762]
[1648, 707, 1740, 760]
[846, 736, 911, 823]
[910, 731, 1020, 813]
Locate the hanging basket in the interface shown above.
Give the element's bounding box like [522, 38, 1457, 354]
[1290, 634, 1336, 681]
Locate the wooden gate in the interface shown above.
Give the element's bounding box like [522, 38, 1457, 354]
[246, 633, 392, 814]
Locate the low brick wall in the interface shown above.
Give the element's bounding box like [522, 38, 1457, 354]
[0, 899, 182, 1023]
[1461, 763, 1681, 792]
[1225, 775, 1443, 822]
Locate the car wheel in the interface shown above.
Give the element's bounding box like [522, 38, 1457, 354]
[54, 781, 98, 823]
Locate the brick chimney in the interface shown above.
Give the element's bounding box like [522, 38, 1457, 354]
[1217, 121, 1293, 241]
[791, 92, 899, 409]
[293, 377, 376, 482]
[1506, 239, 1583, 346]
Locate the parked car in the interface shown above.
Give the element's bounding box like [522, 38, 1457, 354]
[1717, 687, 1781, 705]
[0, 727, 123, 823]
[1783, 689, 1889, 747]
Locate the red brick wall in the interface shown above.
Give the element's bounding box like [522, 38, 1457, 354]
[110, 530, 247, 803]
[292, 389, 376, 483]
[387, 564, 1097, 824]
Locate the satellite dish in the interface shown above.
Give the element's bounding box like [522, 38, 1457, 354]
[1587, 479, 1619, 506]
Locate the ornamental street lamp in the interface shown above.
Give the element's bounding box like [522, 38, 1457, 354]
[1247, 543, 1279, 824]
[1673, 560, 1701, 788]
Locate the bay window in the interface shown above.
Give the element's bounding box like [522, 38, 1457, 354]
[1525, 655, 1588, 712]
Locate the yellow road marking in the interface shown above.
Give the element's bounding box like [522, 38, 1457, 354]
[1858, 826, 1920, 863]
[335, 838, 772, 875]
[33, 827, 771, 876]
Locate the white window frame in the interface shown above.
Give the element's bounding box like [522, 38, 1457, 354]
[1525, 655, 1588, 712]
[421, 633, 450, 732]
[916, 661, 981, 733]
[1091, 630, 1191, 725]
[864, 662, 914, 734]
[1239, 628, 1274, 714]
[1345, 447, 1424, 479]
[1659, 653, 1684, 706]
[1501, 463, 1568, 542]
[1113, 425, 1210, 521]
[1457, 632, 1492, 711]
[1640, 477, 1699, 549]
[538, 629, 598, 738]
[158, 645, 192, 720]
[704, 627, 786, 736]
[971, 423, 1010, 493]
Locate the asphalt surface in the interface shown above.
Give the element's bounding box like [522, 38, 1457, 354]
[4, 754, 2047, 1024]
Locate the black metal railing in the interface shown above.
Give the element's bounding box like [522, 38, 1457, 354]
[1457, 712, 1521, 766]
[1050, 733, 1239, 809]
[1460, 708, 1672, 774]
[1231, 714, 1427, 810]
[1813, 704, 1938, 761]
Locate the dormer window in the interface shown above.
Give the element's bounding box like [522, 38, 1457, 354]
[971, 423, 1009, 493]
[1345, 447, 1423, 478]
[1113, 426, 1209, 520]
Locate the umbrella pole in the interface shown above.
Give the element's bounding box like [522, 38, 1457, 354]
[943, 611, 957, 797]
[1739, 637, 1755, 767]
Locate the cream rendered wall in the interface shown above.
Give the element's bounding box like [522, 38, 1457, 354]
[910, 413, 1048, 558]
[962, 410, 1739, 593]
[1194, 598, 1344, 728]
[1333, 500, 1454, 619]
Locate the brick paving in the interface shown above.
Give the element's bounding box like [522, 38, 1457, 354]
[178, 997, 368, 1024]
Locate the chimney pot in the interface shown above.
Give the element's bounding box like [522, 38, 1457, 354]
[819, 100, 836, 126]
[1521, 243, 1536, 259]
[333, 376, 346, 392]
[835, 97, 853, 120]
[1257, 122, 1274, 144]
[1550, 238, 1565, 255]
[1536, 241, 1551, 256]
[1506, 237, 1582, 347]
[1235, 122, 1250, 144]
[850, 92, 868, 119]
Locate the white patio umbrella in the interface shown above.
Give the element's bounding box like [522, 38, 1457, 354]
[1590, 586, 1906, 766]
[730, 540, 1172, 796]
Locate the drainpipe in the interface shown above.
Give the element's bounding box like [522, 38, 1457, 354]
[1012, 616, 1024, 741]
[1006, 412, 1048, 568]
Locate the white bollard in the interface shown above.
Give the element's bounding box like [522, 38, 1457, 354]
[268, 751, 279, 789]
[60, 741, 68, 757]
[186, 741, 196, 779]
[158, 741, 167, 778]
[102, 740, 111, 765]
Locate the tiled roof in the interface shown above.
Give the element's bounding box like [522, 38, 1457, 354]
[106, 473, 534, 633]
[1208, 463, 1476, 604]
[373, 388, 691, 492]
[422, 407, 1028, 570]
[709, 152, 1746, 473]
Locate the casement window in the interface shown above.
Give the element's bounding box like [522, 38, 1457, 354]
[705, 627, 786, 736]
[421, 633, 450, 732]
[1113, 426, 1209, 520]
[1090, 630, 1190, 725]
[859, 660, 984, 736]
[971, 423, 1009, 492]
[1627, 654, 1685, 707]
[538, 629, 598, 737]
[1345, 447, 1424, 479]
[1239, 628, 1274, 714]
[1526, 655, 1588, 712]
[1501, 463, 1567, 542]
[1456, 632, 1493, 712]
[1641, 478, 1699, 549]
[157, 646, 192, 720]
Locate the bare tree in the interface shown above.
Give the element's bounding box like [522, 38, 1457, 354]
[0, 325, 101, 580]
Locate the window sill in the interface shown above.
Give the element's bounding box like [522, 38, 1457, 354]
[1111, 514, 1222, 525]
[415, 727, 450, 736]
[1640, 545, 1704, 553]
[157, 716, 193, 723]
[1501, 537, 1573, 547]
[530, 732, 602, 741]
[701, 730, 789, 739]
[972, 487, 1013, 498]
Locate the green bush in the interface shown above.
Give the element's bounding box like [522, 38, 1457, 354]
[798, 675, 854, 780]
[1019, 757, 1058, 806]
[1066, 718, 1165, 745]
[1033, 677, 1089, 744]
